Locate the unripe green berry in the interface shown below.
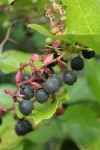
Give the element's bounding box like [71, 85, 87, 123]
[45, 37, 54, 45]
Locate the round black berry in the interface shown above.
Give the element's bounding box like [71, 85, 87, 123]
[15, 120, 32, 136]
[71, 56, 84, 71]
[45, 37, 54, 45]
[20, 85, 34, 100]
[0, 117, 2, 125]
[43, 76, 60, 94]
[51, 74, 63, 86]
[21, 74, 31, 82]
[34, 89, 49, 103]
[62, 70, 77, 85]
[82, 50, 95, 59]
[19, 100, 34, 115]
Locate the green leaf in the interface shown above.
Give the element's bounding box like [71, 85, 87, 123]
[68, 77, 97, 102]
[31, 0, 51, 13]
[0, 84, 16, 108]
[0, 50, 30, 74]
[28, 24, 51, 36]
[28, 24, 74, 44]
[84, 59, 100, 100]
[32, 87, 69, 125]
[23, 141, 45, 150]
[25, 120, 62, 144]
[16, 105, 24, 119]
[62, 0, 100, 53]
[59, 104, 100, 148]
[32, 101, 59, 125]
[6, 142, 24, 150]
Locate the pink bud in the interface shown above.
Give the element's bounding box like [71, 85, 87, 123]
[4, 90, 11, 94]
[31, 54, 39, 62]
[15, 94, 25, 98]
[53, 40, 61, 48]
[15, 71, 21, 84]
[44, 54, 53, 64]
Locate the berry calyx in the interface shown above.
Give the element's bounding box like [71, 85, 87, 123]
[45, 37, 54, 45]
[43, 75, 60, 94]
[15, 120, 32, 136]
[62, 70, 77, 85]
[20, 85, 34, 100]
[82, 50, 95, 59]
[51, 27, 59, 35]
[71, 56, 84, 71]
[34, 89, 49, 103]
[19, 100, 34, 115]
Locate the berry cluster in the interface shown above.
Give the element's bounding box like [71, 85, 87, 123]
[4, 45, 95, 118]
[2, 0, 96, 137]
[4, 0, 95, 117]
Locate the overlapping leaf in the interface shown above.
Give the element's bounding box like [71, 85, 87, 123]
[84, 59, 100, 100]
[59, 104, 100, 148]
[62, 0, 100, 53]
[0, 50, 30, 74]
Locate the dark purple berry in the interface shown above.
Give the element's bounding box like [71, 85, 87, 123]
[19, 100, 34, 115]
[20, 85, 34, 100]
[71, 56, 84, 71]
[34, 89, 49, 103]
[15, 120, 32, 136]
[21, 74, 31, 82]
[51, 74, 62, 86]
[43, 75, 60, 94]
[62, 70, 77, 85]
[82, 50, 95, 59]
